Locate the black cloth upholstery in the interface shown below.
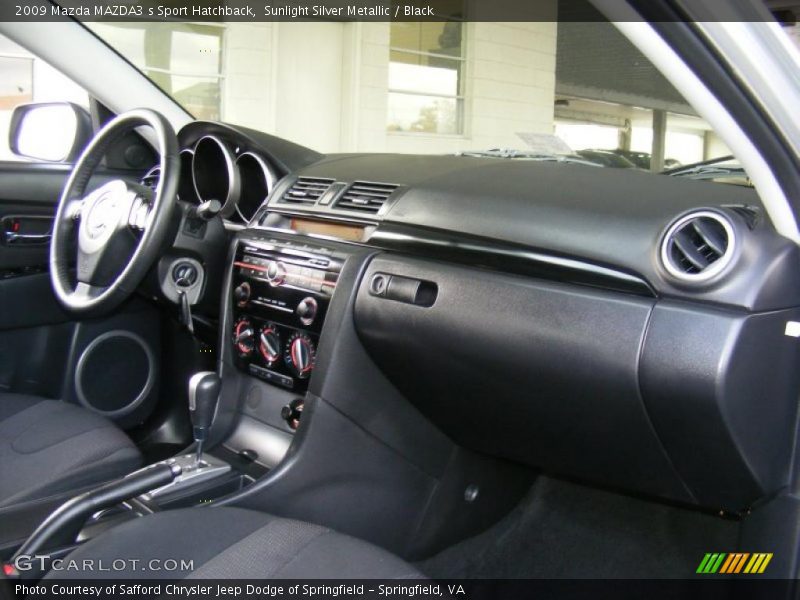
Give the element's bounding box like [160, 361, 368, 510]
[0, 393, 142, 508]
[47, 507, 424, 579]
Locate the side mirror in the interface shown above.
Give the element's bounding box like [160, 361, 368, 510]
[9, 102, 92, 163]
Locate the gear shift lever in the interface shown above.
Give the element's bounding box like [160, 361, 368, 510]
[188, 372, 220, 466]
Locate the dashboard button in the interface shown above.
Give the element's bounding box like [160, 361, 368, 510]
[266, 261, 286, 285]
[234, 282, 251, 306]
[296, 296, 318, 325]
[248, 364, 294, 389]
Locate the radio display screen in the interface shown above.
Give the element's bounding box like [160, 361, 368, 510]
[290, 218, 365, 242]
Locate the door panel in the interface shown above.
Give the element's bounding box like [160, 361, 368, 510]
[0, 160, 160, 429]
[0, 162, 128, 271]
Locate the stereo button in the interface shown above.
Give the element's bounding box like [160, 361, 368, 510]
[234, 282, 251, 306]
[296, 297, 318, 326]
[266, 261, 285, 285]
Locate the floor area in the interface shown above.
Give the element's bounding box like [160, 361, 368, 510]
[419, 476, 740, 579]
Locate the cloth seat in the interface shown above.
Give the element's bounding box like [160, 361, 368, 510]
[0, 393, 142, 508]
[46, 506, 424, 579]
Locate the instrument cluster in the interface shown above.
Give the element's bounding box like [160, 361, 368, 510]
[141, 134, 278, 224]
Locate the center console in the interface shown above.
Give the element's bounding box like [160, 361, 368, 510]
[6, 225, 361, 571]
[229, 237, 344, 393]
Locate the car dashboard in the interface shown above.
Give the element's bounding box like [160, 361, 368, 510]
[166, 120, 800, 515]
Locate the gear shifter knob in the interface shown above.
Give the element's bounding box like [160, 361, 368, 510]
[188, 372, 220, 464]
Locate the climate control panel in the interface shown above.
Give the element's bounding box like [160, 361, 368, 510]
[230, 237, 343, 392]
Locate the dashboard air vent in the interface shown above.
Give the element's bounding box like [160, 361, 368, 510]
[280, 177, 334, 205]
[335, 181, 398, 214]
[660, 210, 736, 282]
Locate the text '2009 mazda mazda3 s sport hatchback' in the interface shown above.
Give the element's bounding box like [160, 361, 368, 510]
[0, 0, 800, 598]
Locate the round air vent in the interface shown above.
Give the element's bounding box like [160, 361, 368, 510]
[660, 210, 736, 283]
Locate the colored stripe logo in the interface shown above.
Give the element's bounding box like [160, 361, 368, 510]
[696, 553, 773, 574]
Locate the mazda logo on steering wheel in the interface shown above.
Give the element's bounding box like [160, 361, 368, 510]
[87, 194, 116, 238]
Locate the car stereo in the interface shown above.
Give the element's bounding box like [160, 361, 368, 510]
[230, 237, 343, 392]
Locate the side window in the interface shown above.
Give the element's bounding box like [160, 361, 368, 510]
[87, 23, 223, 121]
[388, 18, 466, 136]
[0, 33, 89, 162]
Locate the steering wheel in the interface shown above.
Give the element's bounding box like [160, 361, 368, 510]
[50, 109, 179, 316]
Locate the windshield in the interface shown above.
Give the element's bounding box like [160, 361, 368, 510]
[84, 16, 789, 179]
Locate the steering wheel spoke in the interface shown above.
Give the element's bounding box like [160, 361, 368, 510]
[74, 282, 106, 301]
[49, 109, 179, 316]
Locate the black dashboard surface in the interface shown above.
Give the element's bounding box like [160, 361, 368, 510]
[284, 154, 800, 311]
[183, 121, 800, 513]
[176, 121, 800, 314]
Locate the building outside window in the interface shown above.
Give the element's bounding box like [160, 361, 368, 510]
[89, 23, 224, 121]
[0, 34, 87, 161]
[0, 40, 33, 160]
[387, 4, 466, 135]
[0, 55, 33, 109]
[2, 8, 741, 163]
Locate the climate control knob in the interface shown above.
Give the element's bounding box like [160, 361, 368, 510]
[296, 296, 318, 326]
[285, 333, 315, 379]
[233, 318, 255, 356]
[258, 325, 281, 365]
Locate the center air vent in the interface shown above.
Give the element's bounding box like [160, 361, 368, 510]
[280, 177, 334, 206]
[660, 210, 736, 282]
[335, 181, 398, 214]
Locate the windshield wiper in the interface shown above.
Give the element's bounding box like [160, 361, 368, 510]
[458, 148, 602, 166]
[664, 155, 746, 179]
[667, 164, 747, 180]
